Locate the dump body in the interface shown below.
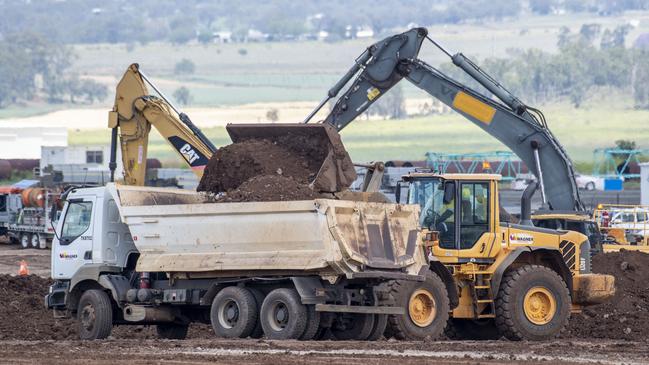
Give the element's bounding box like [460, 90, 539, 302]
[111, 184, 426, 280]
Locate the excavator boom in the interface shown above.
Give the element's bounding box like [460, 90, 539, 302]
[315, 28, 584, 212]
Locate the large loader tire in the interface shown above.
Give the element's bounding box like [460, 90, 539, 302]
[77, 289, 113, 340]
[495, 265, 570, 341]
[445, 318, 501, 340]
[211, 286, 258, 338]
[387, 271, 449, 340]
[260, 288, 307, 340]
[156, 323, 189, 339]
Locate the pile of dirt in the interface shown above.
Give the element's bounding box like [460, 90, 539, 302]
[0, 274, 212, 340]
[565, 250, 649, 341]
[196, 134, 341, 202]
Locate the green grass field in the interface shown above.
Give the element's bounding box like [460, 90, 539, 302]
[69, 94, 649, 170]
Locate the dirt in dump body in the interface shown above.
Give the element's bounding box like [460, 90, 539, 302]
[564, 250, 649, 341]
[196, 133, 343, 202]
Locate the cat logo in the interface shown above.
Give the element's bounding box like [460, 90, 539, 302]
[179, 143, 200, 164]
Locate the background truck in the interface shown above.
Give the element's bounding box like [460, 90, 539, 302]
[0, 180, 61, 249]
[46, 183, 442, 341]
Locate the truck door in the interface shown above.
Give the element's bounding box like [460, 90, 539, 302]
[52, 197, 96, 279]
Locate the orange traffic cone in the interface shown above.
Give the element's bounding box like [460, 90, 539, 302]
[18, 260, 29, 276]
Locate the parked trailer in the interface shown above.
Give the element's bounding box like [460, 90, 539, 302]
[0, 186, 60, 249]
[46, 184, 444, 341]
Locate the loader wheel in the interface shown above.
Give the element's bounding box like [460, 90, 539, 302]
[211, 286, 258, 338]
[366, 314, 388, 341]
[495, 265, 570, 341]
[331, 313, 375, 340]
[387, 271, 449, 340]
[444, 318, 501, 340]
[156, 323, 189, 339]
[77, 289, 113, 340]
[299, 305, 321, 340]
[260, 288, 307, 340]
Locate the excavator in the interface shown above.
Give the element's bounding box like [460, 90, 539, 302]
[107, 63, 354, 192]
[304, 27, 615, 340]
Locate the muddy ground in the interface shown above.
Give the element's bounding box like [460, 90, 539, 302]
[2, 243, 649, 364]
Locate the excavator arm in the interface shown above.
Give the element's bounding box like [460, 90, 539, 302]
[309, 28, 583, 212]
[108, 63, 217, 186]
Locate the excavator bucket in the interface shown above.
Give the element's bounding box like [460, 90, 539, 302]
[225, 123, 357, 192]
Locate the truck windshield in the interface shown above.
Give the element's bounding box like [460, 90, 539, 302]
[61, 201, 92, 243]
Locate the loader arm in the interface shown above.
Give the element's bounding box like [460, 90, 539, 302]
[314, 28, 583, 212]
[108, 63, 217, 186]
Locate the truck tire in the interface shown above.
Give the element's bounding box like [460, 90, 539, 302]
[260, 288, 307, 340]
[30, 234, 39, 249]
[366, 314, 388, 341]
[77, 289, 113, 340]
[248, 288, 265, 339]
[299, 305, 321, 340]
[445, 318, 501, 340]
[20, 234, 30, 249]
[331, 313, 375, 340]
[387, 271, 449, 340]
[211, 286, 258, 338]
[156, 324, 189, 339]
[495, 265, 570, 341]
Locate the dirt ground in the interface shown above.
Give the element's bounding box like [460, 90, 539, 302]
[2, 243, 649, 364]
[0, 338, 647, 365]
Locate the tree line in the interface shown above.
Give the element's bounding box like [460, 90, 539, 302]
[0, 33, 107, 108]
[438, 24, 649, 109]
[0, 0, 647, 45]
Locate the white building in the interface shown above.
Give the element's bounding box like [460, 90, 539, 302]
[0, 127, 67, 159]
[40, 145, 124, 184]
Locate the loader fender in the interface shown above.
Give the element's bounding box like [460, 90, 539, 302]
[427, 262, 458, 309]
[491, 247, 573, 298]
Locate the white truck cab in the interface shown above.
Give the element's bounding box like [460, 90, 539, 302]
[52, 186, 137, 280]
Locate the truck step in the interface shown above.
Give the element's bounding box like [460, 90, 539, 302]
[474, 285, 491, 289]
[477, 314, 496, 319]
[476, 299, 494, 304]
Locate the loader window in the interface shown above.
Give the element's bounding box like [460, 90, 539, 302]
[60, 201, 93, 245]
[459, 182, 489, 249]
[408, 178, 456, 249]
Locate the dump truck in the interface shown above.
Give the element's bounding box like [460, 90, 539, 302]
[45, 183, 436, 341]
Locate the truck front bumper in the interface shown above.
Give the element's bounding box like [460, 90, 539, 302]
[573, 273, 615, 306]
[44, 281, 70, 312]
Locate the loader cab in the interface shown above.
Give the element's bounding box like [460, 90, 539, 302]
[399, 173, 500, 261]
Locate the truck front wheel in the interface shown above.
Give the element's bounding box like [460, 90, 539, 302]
[495, 265, 570, 341]
[77, 289, 113, 340]
[387, 271, 450, 340]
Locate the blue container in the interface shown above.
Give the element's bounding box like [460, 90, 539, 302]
[603, 178, 623, 191]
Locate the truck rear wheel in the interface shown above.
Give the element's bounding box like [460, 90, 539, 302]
[331, 313, 375, 340]
[495, 265, 570, 341]
[156, 324, 189, 339]
[387, 271, 449, 340]
[445, 318, 501, 340]
[30, 234, 40, 249]
[298, 305, 321, 340]
[366, 314, 388, 341]
[77, 289, 113, 340]
[211, 286, 258, 338]
[20, 234, 29, 249]
[260, 288, 307, 340]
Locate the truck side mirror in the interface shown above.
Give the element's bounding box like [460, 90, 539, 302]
[443, 182, 455, 205]
[395, 181, 402, 203]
